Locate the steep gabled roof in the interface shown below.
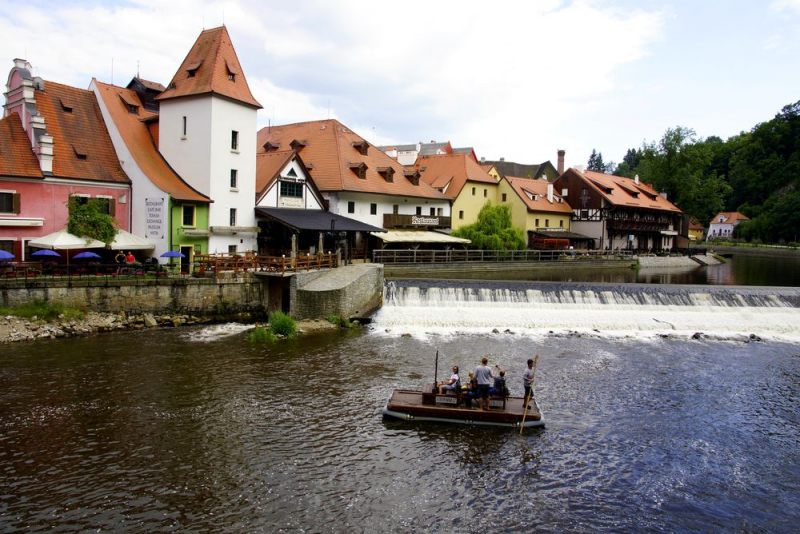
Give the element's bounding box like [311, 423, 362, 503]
[256, 119, 448, 201]
[36, 81, 129, 183]
[711, 211, 750, 224]
[0, 113, 42, 178]
[485, 160, 541, 179]
[419, 141, 453, 155]
[570, 168, 682, 213]
[255, 150, 327, 208]
[93, 80, 209, 202]
[415, 153, 497, 199]
[505, 176, 572, 214]
[156, 26, 261, 109]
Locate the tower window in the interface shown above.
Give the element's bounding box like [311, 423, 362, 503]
[231, 131, 239, 151]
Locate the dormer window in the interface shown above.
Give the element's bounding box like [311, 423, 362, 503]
[377, 167, 395, 183]
[59, 97, 73, 113]
[225, 61, 238, 82]
[349, 162, 368, 179]
[352, 140, 369, 156]
[403, 170, 420, 186]
[263, 142, 281, 153]
[73, 145, 88, 161]
[186, 61, 202, 78]
[119, 92, 140, 115]
[290, 139, 307, 151]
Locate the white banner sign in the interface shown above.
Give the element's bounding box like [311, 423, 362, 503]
[146, 197, 165, 239]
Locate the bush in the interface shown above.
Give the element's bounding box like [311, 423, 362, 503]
[247, 325, 277, 343]
[0, 299, 85, 322]
[268, 311, 296, 337]
[326, 314, 359, 329]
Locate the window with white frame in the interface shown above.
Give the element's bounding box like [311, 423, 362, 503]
[230, 208, 237, 226]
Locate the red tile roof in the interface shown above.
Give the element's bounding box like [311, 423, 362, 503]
[712, 211, 749, 224]
[256, 119, 448, 201]
[256, 151, 294, 196]
[575, 169, 681, 213]
[156, 26, 261, 109]
[0, 113, 42, 178]
[93, 80, 209, 202]
[36, 81, 130, 183]
[505, 176, 572, 214]
[415, 153, 497, 199]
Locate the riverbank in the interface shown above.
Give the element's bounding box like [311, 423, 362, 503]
[0, 312, 339, 344]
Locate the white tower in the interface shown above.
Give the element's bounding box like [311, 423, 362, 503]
[156, 26, 262, 253]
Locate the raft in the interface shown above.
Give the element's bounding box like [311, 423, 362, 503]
[382, 385, 545, 429]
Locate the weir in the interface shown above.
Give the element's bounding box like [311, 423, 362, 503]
[373, 281, 800, 342]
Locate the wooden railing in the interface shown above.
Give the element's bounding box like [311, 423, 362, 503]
[372, 249, 634, 264]
[194, 253, 338, 276]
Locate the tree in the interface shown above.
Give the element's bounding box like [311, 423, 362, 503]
[451, 202, 526, 250]
[587, 149, 609, 172]
[613, 148, 641, 177]
[67, 197, 118, 244]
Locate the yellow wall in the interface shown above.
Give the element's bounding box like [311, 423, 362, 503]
[497, 179, 571, 234]
[485, 166, 501, 181]
[688, 228, 704, 241]
[451, 181, 500, 229]
[525, 211, 571, 233]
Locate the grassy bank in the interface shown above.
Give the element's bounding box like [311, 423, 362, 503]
[0, 299, 85, 322]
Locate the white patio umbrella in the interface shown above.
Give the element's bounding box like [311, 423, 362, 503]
[108, 229, 155, 250]
[28, 229, 106, 250]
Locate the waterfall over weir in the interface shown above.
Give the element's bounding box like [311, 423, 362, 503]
[373, 281, 800, 342]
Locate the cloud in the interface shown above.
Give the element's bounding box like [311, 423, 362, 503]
[771, 0, 800, 12]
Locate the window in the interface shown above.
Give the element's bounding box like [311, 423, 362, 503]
[95, 197, 113, 215]
[502, 193, 507, 202]
[231, 131, 239, 151]
[535, 218, 540, 227]
[392, 204, 399, 215]
[430, 208, 436, 216]
[0, 240, 13, 255]
[370, 203, 377, 215]
[230, 208, 237, 226]
[459, 210, 464, 220]
[280, 181, 303, 198]
[581, 210, 589, 219]
[483, 189, 487, 197]
[182, 205, 195, 227]
[228, 245, 238, 254]
[348, 201, 355, 214]
[437, 208, 443, 216]
[416, 207, 422, 215]
[182, 116, 187, 136]
[560, 220, 564, 228]
[472, 187, 476, 196]
[230, 169, 238, 189]
[545, 219, 549, 227]
[0, 192, 17, 213]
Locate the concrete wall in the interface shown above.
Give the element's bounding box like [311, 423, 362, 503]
[290, 264, 383, 320]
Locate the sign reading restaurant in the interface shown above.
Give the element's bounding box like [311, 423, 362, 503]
[145, 197, 165, 239]
[412, 216, 439, 226]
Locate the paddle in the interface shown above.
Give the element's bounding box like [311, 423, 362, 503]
[434, 349, 439, 391]
[519, 354, 539, 435]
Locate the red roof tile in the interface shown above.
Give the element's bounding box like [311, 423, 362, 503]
[0, 113, 42, 178]
[416, 153, 497, 199]
[575, 169, 681, 213]
[36, 81, 130, 183]
[505, 176, 572, 214]
[711, 211, 749, 224]
[156, 26, 261, 109]
[93, 80, 209, 202]
[256, 119, 448, 201]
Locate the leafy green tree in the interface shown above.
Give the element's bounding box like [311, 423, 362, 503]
[587, 149, 611, 172]
[67, 197, 118, 244]
[613, 148, 641, 177]
[451, 202, 526, 250]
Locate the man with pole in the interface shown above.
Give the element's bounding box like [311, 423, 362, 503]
[522, 356, 537, 410]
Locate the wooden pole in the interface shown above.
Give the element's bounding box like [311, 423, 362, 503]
[519, 354, 539, 435]
[434, 350, 439, 389]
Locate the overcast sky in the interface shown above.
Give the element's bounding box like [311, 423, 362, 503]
[2, 0, 799, 168]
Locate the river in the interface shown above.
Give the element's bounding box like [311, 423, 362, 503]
[1, 279, 799, 532]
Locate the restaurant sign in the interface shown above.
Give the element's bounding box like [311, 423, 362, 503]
[411, 216, 439, 226]
[145, 197, 165, 239]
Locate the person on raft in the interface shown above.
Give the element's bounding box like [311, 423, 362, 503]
[438, 366, 460, 394]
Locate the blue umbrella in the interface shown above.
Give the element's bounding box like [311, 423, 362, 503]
[160, 250, 185, 258]
[31, 249, 61, 258]
[73, 251, 102, 259]
[0, 250, 14, 260]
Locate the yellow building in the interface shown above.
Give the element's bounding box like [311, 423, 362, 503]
[499, 176, 576, 247]
[417, 154, 500, 230]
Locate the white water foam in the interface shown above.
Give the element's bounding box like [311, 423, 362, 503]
[372, 286, 800, 343]
[185, 322, 255, 343]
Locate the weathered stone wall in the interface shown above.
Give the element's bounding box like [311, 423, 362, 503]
[290, 264, 383, 320]
[1, 277, 267, 316]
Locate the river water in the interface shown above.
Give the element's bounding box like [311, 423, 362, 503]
[2, 279, 799, 532]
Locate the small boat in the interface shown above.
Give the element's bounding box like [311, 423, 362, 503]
[382, 384, 545, 429]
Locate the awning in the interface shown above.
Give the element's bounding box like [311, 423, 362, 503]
[531, 229, 595, 240]
[660, 230, 678, 236]
[28, 229, 106, 250]
[255, 207, 384, 233]
[370, 230, 471, 244]
[109, 229, 155, 250]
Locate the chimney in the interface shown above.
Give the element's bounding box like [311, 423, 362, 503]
[547, 183, 554, 203]
[35, 133, 54, 174]
[480, 156, 485, 163]
[500, 157, 505, 162]
[634, 174, 640, 185]
[557, 149, 565, 175]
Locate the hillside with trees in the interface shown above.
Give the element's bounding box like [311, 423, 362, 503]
[600, 100, 800, 244]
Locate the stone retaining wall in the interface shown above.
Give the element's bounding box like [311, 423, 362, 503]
[291, 264, 384, 320]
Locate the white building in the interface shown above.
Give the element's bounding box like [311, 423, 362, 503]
[156, 26, 262, 254]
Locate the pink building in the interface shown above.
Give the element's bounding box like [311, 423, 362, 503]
[1, 59, 131, 260]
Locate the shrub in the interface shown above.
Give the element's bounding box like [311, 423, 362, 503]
[268, 311, 296, 337]
[0, 299, 85, 322]
[326, 314, 359, 329]
[247, 325, 277, 343]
